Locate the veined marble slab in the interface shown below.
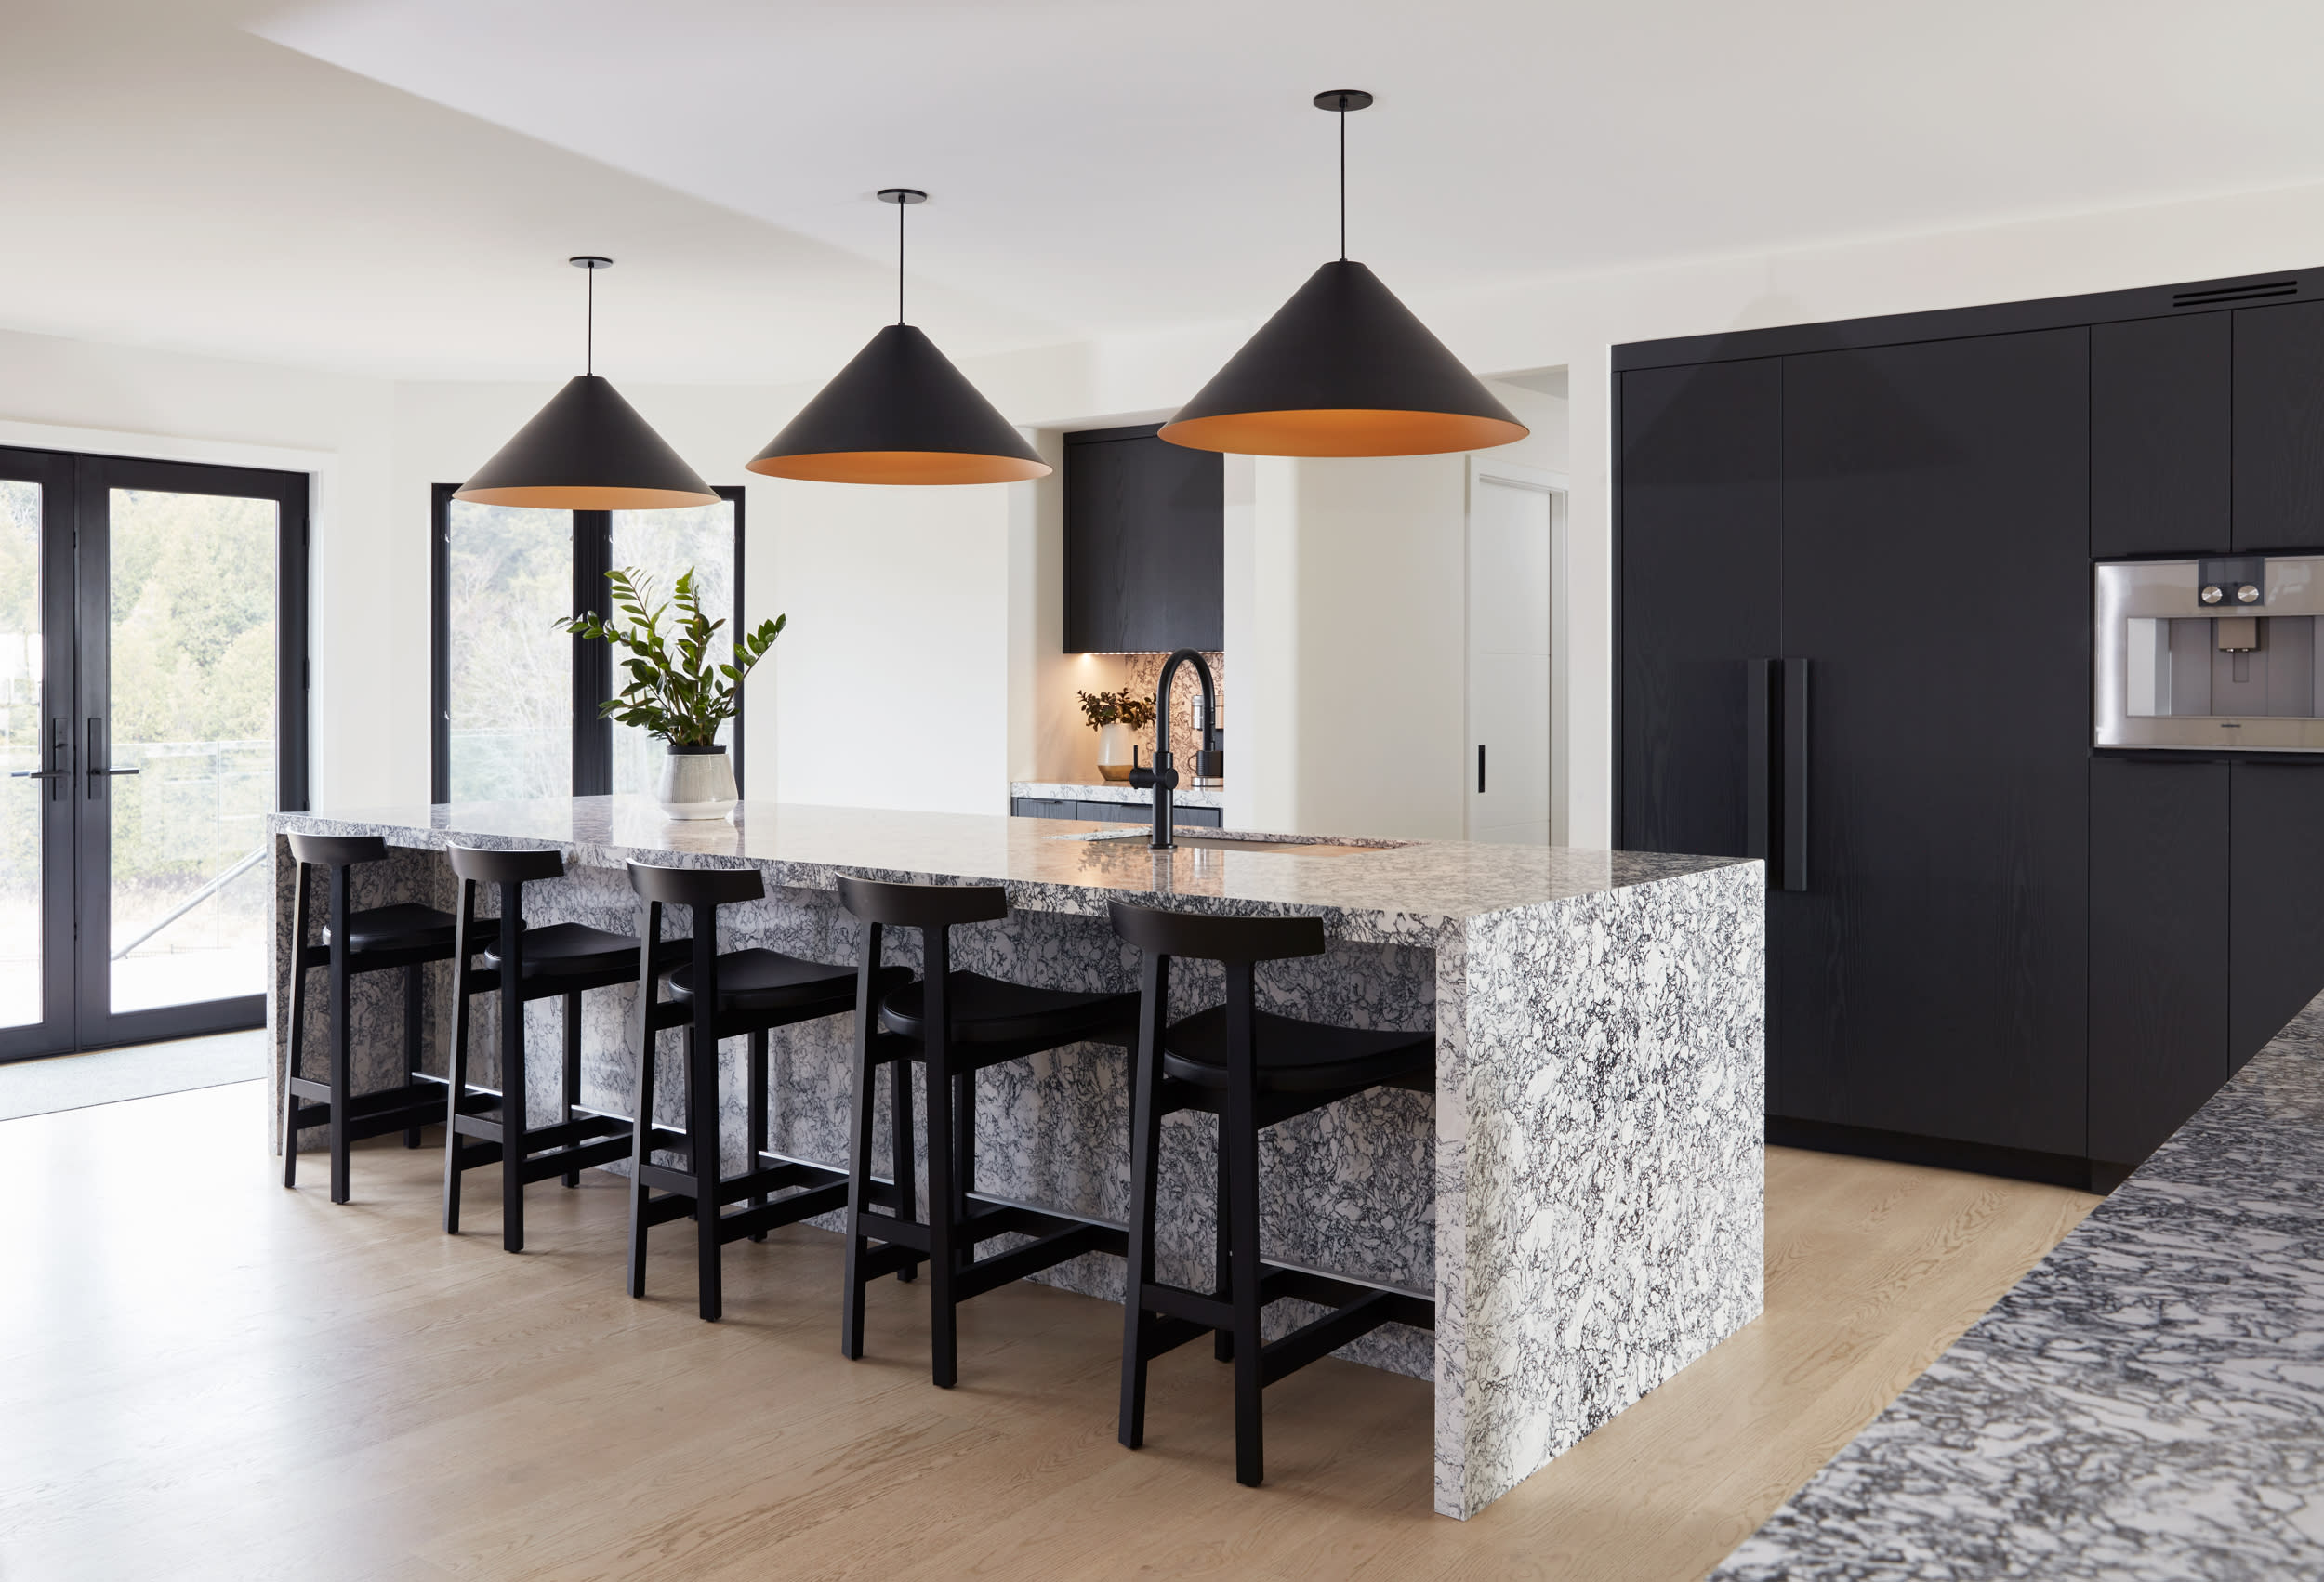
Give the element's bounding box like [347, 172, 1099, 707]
[1713, 994, 2324, 1579]
[1010, 779, 1225, 810]
[269, 797, 1762, 1520]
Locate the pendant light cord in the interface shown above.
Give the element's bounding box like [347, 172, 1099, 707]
[1339, 92, 1348, 261]
[897, 195, 906, 324]
[586, 263, 594, 376]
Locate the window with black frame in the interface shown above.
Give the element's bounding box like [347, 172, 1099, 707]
[430, 485, 746, 802]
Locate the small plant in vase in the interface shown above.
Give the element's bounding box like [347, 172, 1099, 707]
[557, 567, 785, 820]
[1077, 688, 1155, 783]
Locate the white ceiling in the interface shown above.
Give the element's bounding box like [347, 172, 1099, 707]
[10, 0, 2324, 385]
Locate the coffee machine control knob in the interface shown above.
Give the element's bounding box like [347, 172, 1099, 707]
[2201, 584, 2225, 605]
[2238, 583, 2263, 604]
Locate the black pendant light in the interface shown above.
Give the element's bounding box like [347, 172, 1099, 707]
[746, 190, 1050, 486]
[1159, 91, 1527, 458]
[455, 257, 720, 510]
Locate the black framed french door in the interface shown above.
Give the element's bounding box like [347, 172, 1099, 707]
[0, 446, 309, 1062]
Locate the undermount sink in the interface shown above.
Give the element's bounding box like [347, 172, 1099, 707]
[1058, 829, 1398, 857]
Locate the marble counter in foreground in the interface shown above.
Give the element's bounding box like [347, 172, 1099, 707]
[1713, 993, 2324, 1579]
[269, 798, 1763, 1520]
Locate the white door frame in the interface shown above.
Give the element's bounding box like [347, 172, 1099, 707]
[1464, 457, 1570, 843]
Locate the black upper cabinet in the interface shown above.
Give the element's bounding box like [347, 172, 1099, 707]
[2092, 313, 2230, 558]
[1617, 360, 1782, 863]
[2234, 299, 2324, 553]
[2089, 758, 2229, 1165]
[1063, 425, 1223, 653]
[1778, 330, 2091, 1157]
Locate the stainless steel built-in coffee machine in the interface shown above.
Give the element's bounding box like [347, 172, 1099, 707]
[2096, 555, 2324, 751]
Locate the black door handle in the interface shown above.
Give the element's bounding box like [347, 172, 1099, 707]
[85, 718, 135, 797]
[1781, 659, 1810, 892]
[1477, 744, 1486, 794]
[1746, 660, 1775, 880]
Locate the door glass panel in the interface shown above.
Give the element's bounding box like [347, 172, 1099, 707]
[445, 500, 572, 800]
[107, 488, 276, 1014]
[609, 501, 735, 795]
[0, 481, 42, 1027]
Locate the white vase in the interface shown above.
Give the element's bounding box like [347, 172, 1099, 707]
[655, 745, 737, 821]
[1097, 721, 1138, 782]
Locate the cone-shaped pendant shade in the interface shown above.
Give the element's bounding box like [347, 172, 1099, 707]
[746, 323, 1050, 485]
[455, 375, 719, 509]
[1159, 260, 1526, 457]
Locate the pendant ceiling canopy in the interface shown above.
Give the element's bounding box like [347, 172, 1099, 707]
[1159, 91, 1526, 459]
[747, 190, 1050, 486]
[455, 257, 720, 511]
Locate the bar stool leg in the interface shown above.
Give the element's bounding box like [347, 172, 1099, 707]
[1223, 968, 1265, 1487]
[627, 1024, 658, 1299]
[561, 992, 583, 1189]
[747, 1028, 769, 1241]
[403, 964, 425, 1148]
[841, 1034, 880, 1359]
[923, 1041, 958, 1388]
[326, 865, 353, 1206]
[1119, 953, 1169, 1451]
[498, 904, 528, 1255]
[443, 906, 475, 1235]
[1214, 1125, 1235, 1364]
[890, 1059, 917, 1284]
[283, 862, 311, 1190]
[688, 1015, 723, 1322]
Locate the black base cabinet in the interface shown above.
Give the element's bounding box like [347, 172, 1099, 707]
[1619, 264, 2324, 1188]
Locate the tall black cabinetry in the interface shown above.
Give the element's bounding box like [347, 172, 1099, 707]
[1619, 267, 2324, 1184]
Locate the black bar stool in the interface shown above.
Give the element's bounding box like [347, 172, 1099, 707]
[837, 875, 1140, 1388]
[282, 833, 459, 1204]
[1108, 899, 1436, 1487]
[442, 844, 675, 1252]
[625, 861, 903, 1322]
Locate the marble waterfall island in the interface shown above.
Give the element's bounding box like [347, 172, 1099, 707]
[268, 798, 1763, 1519]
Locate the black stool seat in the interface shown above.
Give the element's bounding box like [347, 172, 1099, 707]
[482, 921, 665, 980]
[880, 971, 1137, 1047]
[1161, 1007, 1433, 1095]
[670, 948, 860, 1011]
[319, 903, 457, 955]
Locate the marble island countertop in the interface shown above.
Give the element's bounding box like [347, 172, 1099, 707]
[274, 797, 1741, 943]
[1714, 991, 2324, 1579]
[268, 796, 1765, 1520]
[1011, 778, 1224, 810]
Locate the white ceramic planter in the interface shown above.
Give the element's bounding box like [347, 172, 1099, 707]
[1097, 721, 1138, 782]
[656, 745, 737, 821]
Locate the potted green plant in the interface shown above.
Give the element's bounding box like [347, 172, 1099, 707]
[557, 567, 784, 820]
[1076, 688, 1155, 783]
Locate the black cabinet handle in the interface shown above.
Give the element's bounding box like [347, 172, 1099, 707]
[1477, 744, 1486, 794]
[1746, 660, 1775, 878]
[1782, 659, 1810, 892]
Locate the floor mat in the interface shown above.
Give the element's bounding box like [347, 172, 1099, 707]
[0, 1029, 268, 1121]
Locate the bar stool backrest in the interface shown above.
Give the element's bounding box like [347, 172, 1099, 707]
[1107, 901, 1325, 965]
[836, 875, 1007, 928]
[626, 862, 767, 908]
[447, 844, 564, 886]
[285, 832, 388, 868]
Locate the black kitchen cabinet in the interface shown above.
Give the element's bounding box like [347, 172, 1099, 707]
[1063, 424, 1223, 653]
[2233, 299, 2324, 553]
[1618, 267, 2324, 1182]
[2229, 760, 2324, 1067]
[1777, 331, 2091, 1156]
[2089, 758, 2229, 1166]
[1618, 358, 1782, 864]
[2093, 313, 2230, 559]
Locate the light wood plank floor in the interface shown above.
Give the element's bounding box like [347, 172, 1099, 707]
[0, 1081, 2099, 1582]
